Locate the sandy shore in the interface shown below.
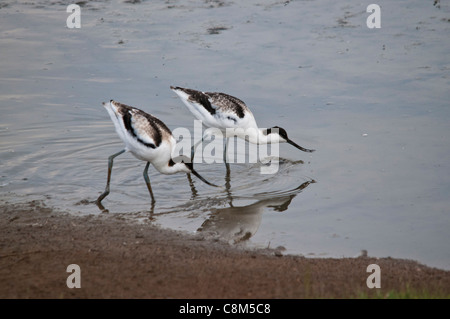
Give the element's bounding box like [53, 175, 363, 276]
[0, 201, 449, 299]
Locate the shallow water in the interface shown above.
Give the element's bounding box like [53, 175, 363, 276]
[1, 0, 449, 270]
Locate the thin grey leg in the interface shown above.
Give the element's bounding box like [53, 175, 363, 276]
[96, 149, 126, 204]
[143, 161, 156, 203]
[224, 138, 232, 206]
[188, 137, 204, 186]
[191, 137, 204, 162]
[224, 138, 230, 172]
[186, 173, 198, 200]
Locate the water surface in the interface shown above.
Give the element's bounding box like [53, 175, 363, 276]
[1, 0, 449, 270]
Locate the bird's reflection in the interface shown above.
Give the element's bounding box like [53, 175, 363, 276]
[95, 172, 199, 215]
[197, 180, 314, 244]
[94, 158, 315, 244]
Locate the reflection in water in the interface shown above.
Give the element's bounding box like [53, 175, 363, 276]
[96, 172, 200, 214]
[0, 0, 447, 270]
[95, 157, 315, 244]
[197, 180, 315, 244]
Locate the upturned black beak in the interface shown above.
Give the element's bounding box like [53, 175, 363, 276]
[191, 169, 219, 187]
[287, 139, 315, 153]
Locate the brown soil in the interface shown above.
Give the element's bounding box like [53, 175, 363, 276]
[1, 201, 449, 299]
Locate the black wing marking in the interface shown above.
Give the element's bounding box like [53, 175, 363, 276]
[205, 92, 247, 119]
[114, 101, 172, 149]
[171, 87, 248, 119]
[173, 87, 217, 116]
[122, 110, 157, 148]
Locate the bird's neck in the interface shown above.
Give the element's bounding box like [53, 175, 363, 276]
[256, 129, 270, 144]
[224, 128, 271, 144]
[249, 129, 277, 144]
[256, 129, 286, 144]
[155, 159, 189, 175]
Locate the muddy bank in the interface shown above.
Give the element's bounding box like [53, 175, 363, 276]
[0, 201, 449, 299]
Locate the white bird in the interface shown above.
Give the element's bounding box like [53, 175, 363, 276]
[96, 100, 217, 206]
[170, 86, 315, 164]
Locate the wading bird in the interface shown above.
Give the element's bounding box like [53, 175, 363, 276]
[170, 86, 315, 166]
[96, 100, 217, 206]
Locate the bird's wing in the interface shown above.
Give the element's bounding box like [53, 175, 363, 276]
[204, 92, 249, 120]
[170, 87, 218, 123]
[113, 101, 171, 149]
[204, 92, 260, 131]
[171, 86, 255, 129]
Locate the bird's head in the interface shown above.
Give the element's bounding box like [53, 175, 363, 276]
[169, 156, 219, 187]
[263, 126, 315, 153]
[263, 126, 289, 143]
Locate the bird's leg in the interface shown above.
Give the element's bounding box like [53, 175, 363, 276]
[191, 137, 204, 163]
[225, 162, 233, 207]
[187, 136, 204, 186]
[186, 173, 198, 200]
[143, 161, 156, 204]
[96, 149, 126, 205]
[223, 138, 233, 206]
[224, 137, 230, 172]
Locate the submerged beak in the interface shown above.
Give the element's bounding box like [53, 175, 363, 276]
[191, 169, 219, 187]
[287, 139, 315, 153]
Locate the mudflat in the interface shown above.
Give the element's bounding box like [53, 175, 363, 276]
[1, 201, 449, 299]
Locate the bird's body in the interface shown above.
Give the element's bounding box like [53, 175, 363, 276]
[170, 87, 263, 143]
[170, 86, 315, 152]
[96, 100, 216, 206]
[103, 100, 181, 173]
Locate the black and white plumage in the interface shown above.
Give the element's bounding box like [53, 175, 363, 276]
[96, 100, 217, 205]
[170, 86, 315, 153]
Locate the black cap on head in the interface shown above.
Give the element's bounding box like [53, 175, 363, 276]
[264, 126, 315, 153]
[267, 126, 288, 140]
[170, 157, 218, 187]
